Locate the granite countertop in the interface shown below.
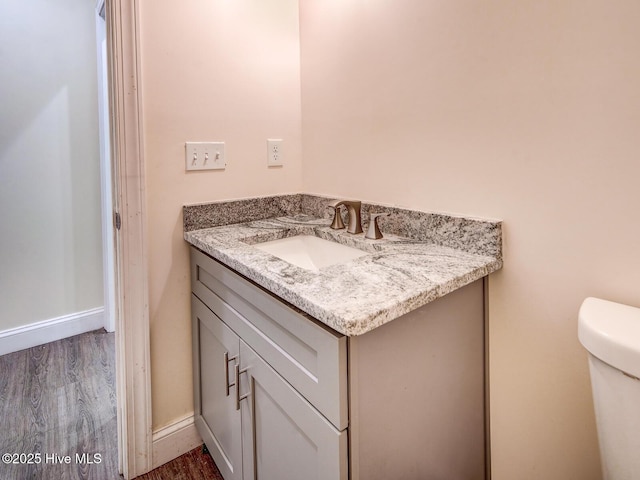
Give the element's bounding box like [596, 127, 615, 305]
[184, 195, 503, 336]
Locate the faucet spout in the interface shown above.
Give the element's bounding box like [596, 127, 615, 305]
[328, 200, 363, 234]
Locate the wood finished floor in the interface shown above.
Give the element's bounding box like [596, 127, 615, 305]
[133, 447, 223, 480]
[0, 329, 121, 479]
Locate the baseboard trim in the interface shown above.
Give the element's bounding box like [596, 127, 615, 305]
[0, 307, 105, 356]
[152, 414, 203, 470]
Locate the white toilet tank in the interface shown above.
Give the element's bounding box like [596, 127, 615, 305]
[579, 297, 640, 480]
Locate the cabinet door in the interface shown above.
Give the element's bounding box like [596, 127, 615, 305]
[192, 295, 243, 480]
[239, 340, 348, 480]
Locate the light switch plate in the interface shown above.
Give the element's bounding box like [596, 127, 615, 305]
[185, 142, 226, 171]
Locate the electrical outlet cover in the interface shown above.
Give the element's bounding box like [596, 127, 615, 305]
[267, 139, 283, 167]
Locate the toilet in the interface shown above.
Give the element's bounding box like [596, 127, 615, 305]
[578, 297, 640, 480]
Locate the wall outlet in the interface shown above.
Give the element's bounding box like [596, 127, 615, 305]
[185, 142, 226, 171]
[267, 139, 283, 167]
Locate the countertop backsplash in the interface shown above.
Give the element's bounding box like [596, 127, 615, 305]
[184, 193, 502, 259]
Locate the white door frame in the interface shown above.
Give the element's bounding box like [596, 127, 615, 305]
[95, 0, 116, 334]
[105, 0, 153, 477]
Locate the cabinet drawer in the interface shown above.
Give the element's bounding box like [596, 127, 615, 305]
[191, 247, 348, 431]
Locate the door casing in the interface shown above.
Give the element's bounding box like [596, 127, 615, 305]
[105, 0, 153, 477]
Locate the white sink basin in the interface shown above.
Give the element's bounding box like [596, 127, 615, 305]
[253, 235, 369, 271]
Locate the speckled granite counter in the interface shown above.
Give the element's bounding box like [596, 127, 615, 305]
[184, 194, 502, 336]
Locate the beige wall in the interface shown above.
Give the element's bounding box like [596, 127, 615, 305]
[0, 0, 103, 330]
[299, 1, 640, 479]
[138, 0, 302, 429]
[140, 0, 640, 477]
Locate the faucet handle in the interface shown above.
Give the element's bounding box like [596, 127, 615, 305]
[365, 213, 390, 240]
[327, 205, 345, 230]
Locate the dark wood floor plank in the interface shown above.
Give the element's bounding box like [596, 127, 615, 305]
[133, 447, 224, 480]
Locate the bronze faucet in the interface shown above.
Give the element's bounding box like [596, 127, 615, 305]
[327, 200, 363, 234]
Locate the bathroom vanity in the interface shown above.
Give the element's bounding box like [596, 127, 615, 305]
[184, 194, 502, 480]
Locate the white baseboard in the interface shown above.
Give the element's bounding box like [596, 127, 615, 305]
[0, 307, 105, 356]
[152, 414, 203, 470]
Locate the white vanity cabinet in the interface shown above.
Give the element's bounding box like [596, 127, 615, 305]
[191, 246, 487, 480]
[191, 247, 348, 480]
